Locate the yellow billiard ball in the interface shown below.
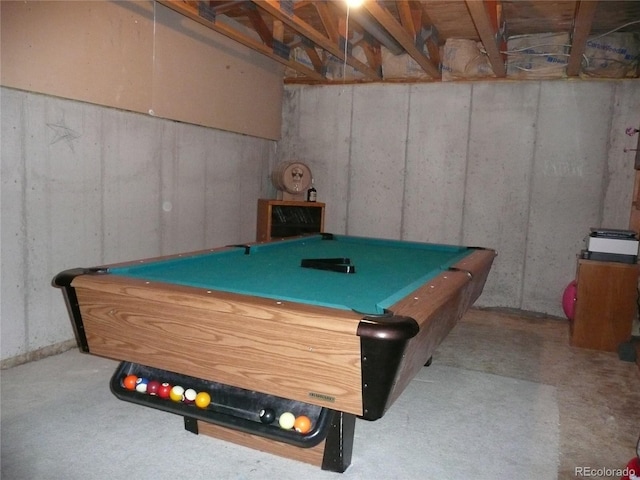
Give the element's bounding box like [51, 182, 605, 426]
[195, 392, 211, 409]
[169, 385, 185, 402]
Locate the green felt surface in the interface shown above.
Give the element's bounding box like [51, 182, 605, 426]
[109, 235, 472, 315]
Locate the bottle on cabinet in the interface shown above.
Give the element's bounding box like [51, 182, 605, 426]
[307, 179, 317, 202]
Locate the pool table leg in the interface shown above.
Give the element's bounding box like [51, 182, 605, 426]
[321, 410, 356, 472]
[183, 410, 356, 473]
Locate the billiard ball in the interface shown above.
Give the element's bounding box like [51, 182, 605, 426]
[294, 415, 312, 434]
[195, 392, 211, 409]
[123, 375, 138, 390]
[259, 408, 276, 424]
[183, 388, 197, 404]
[278, 411, 296, 430]
[135, 377, 149, 393]
[170, 385, 185, 402]
[147, 380, 161, 396]
[157, 382, 172, 399]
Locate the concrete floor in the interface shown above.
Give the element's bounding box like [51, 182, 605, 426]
[434, 308, 640, 479]
[2, 308, 638, 479]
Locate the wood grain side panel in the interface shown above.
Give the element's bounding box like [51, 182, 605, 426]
[72, 275, 361, 335]
[385, 249, 496, 407]
[451, 249, 497, 305]
[196, 420, 326, 467]
[387, 273, 470, 406]
[73, 277, 363, 415]
[572, 260, 639, 351]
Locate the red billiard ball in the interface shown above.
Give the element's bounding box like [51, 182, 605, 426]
[157, 382, 172, 399]
[147, 380, 161, 395]
[123, 375, 138, 391]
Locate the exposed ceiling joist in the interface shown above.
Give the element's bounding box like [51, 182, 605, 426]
[465, 0, 506, 77]
[363, 0, 440, 79]
[567, 1, 599, 76]
[255, 0, 382, 80]
[158, 0, 326, 80]
[157, 1, 640, 84]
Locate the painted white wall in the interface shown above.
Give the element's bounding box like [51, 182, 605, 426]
[1, 87, 275, 364]
[278, 80, 640, 317]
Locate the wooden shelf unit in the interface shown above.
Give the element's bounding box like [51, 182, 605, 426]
[629, 132, 640, 234]
[630, 170, 640, 235]
[256, 199, 325, 242]
[571, 259, 639, 352]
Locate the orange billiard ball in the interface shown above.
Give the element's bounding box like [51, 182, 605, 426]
[123, 375, 138, 390]
[294, 415, 312, 434]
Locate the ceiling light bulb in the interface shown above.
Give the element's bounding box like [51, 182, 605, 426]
[346, 0, 364, 7]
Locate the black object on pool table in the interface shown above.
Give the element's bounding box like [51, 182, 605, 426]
[300, 257, 356, 274]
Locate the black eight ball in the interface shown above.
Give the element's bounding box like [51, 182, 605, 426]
[259, 407, 276, 424]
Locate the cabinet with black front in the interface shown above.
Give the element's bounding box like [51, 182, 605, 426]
[256, 199, 325, 242]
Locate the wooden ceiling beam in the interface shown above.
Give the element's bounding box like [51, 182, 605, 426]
[397, 1, 416, 39]
[465, 0, 506, 77]
[243, 3, 274, 47]
[418, 3, 441, 67]
[363, 0, 441, 79]
[567, 1, 598, 76]
[157, 0, 326, 81]
[253, 0, 382, 80]
[209, 1, 250, 16]
[302, 45, 325, 73]
[359, 42, 382, 74]
[314, 1, 341, 45]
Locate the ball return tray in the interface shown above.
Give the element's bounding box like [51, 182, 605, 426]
[110, 361, 331, 448]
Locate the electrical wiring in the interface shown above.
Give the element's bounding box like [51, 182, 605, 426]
[588, 19, 640, 42]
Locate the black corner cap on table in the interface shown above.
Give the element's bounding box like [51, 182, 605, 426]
[51, 267, 108, 353]
[51, 267, 107, 287]
[357, 314, 419, 420]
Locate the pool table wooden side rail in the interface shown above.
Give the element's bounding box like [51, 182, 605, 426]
[383, 248, 496, 412]
[67, 273, 366, 416]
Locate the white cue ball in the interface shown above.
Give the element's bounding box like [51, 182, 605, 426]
[184, 388, 197, 403]
[279, 412, 296, 430]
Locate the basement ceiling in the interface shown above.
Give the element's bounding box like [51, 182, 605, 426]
[159, 0, 640, 83]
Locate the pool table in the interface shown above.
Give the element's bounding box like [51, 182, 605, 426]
[53, 233, 495, 472]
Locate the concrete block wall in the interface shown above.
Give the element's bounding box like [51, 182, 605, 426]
[1, 87, 275, 365]
[3, 79, 639, 365]
[278, 80, 640, 317]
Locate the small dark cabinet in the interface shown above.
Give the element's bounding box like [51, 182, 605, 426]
[257, 199, 325, 242]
